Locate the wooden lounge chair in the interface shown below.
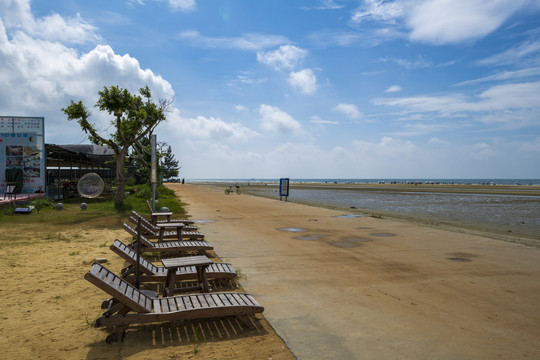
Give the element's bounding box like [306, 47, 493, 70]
[85, 263, 264, 343]
[122, 223, 212, 254]
[145, 199, 196, 225]
[110, 239, 237, 284]
[129, 210, 199, 233]
[128, 212, 204, 241]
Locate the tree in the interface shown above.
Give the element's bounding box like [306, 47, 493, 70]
[62, 85, 169, 206]
[130, 140, 180, 184]
[161, 144, 180, 180]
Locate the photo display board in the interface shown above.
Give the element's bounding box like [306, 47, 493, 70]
[0, 116, 45, 194]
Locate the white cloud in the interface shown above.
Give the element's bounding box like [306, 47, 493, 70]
[429, 137, 449, 144]
[163, 0, 196, 12]
[161, 109, 258, 142]
[178, 30, 289, 51]
[259, 105, 302, 134]
[385, 85, 402, 92]
[380, 55, 431, 69]
[0, 0, 100, 44]
[235, 105, 248, 112]
[288, 69, 318, 94]
[257, 45, 308, 70]
[476, 39, 540, 66]
[456, 67, 540, 86]
[352, 0, 405, 24]
[310, 115, 339, 125]
[0, 11, 174, 143]
[333, 104, 362, 120]
[351, 0, 537, 45]
[407, 0, 530, 44]
[373, 81, 540, 127]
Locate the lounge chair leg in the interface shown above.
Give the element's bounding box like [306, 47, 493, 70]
[106, 325, 128, 344]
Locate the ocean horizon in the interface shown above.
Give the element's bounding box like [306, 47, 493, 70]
[186, 178, 540, 186]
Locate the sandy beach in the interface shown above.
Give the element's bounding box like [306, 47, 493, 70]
[1, 183, 539, 359]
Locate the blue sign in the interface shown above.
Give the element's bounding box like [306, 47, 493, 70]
[279, 178, 289, 198]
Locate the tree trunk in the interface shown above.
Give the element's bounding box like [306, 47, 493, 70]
[114, 148, 129, 207]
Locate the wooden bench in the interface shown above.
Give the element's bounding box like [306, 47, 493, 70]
[129, 211, 204, 241]
[110, 239, 236, 284]
[145, 199, 196, 225]
[122, 223, 212, 254]
[84, 263, 263, 343]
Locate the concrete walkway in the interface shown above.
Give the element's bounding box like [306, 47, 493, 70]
[169, 184, 540, 360]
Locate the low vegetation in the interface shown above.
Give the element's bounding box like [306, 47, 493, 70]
[0, 184, 186, 248]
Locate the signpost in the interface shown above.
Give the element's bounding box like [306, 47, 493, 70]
[279, 178, 289, 201]
[0, 116, 45, 196]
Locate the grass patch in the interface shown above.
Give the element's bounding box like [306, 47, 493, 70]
[0, 184, 186, 246]
[192, 326, 202, 354]
[235, 268, 248, 281]
[84, 313, 98, 327]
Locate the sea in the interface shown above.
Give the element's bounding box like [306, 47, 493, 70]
[189, 178, 540, 240]
[189, 178, 540, 185]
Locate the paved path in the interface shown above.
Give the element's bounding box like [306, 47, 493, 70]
[169, 184, 540, 359]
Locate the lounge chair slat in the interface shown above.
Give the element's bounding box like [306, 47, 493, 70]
[233, 293, 249, 306]
[184, 297, 194, 310]
[161, 298, 169, 313]
[168, 297, 177, 312]
[211, 294, 224, 307]
[204, 294, 217, 307]
[153, 299, 162, 313]
[89, 263, 101, 276]
[175, 297, 186, 311]
[98, 268, 109, 281]
[125, 285, 133, 299]
[190, 295, 202, 309]
[119, 280, 127, 294]
[225, 293, 239, 306]
[218, 294, 232, 307]
[197, 294, 209, 308]
[111, 276, 121, 290]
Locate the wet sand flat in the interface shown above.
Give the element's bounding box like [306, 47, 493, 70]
[169, 183, 540, 359]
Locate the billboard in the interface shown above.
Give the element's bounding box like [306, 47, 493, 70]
[0, 116, 45, 194]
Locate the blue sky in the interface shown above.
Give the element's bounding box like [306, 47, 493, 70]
[1, 0, 540, 179]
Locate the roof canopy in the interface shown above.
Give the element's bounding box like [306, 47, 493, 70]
[46, 144, 115, 168]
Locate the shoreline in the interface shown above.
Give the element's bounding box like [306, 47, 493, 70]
[193, 182, 540, 247]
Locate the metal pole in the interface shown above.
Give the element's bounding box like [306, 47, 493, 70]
[151, 134, 157, 211]
[135, 217, 141, 289]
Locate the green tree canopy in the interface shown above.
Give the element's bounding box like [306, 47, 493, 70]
[62, 85, 169, 206]
[130, 139, 180, 184]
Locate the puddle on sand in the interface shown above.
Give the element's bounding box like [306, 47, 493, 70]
[192, 219, 215, 223]
[370, 233, 396, 237]
[332, 241, 360, 248]
[334, 214, 363, 218]
[278, 227, 307, 232]
[295, 234, 329, 241]
[343, 237, 372, 243]
[446, 257, 471, 262]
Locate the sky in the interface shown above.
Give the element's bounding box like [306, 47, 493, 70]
[1, 0, 540, 179]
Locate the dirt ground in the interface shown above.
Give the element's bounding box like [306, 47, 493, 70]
[168, 183, 540, 359]
[1, 183, 539, 359]
[0, 212, 294, 359]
